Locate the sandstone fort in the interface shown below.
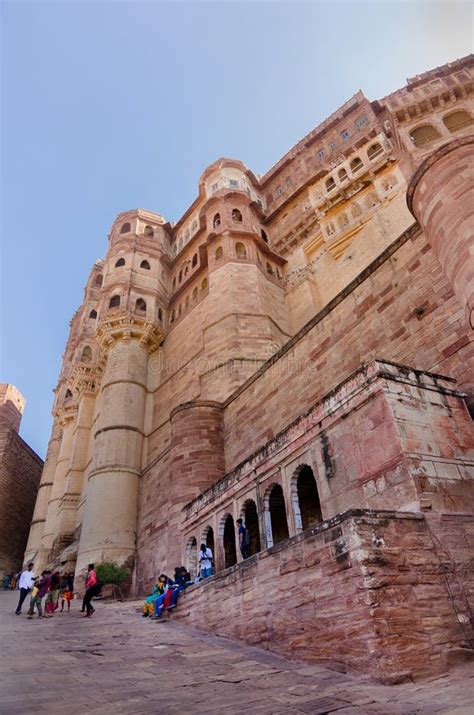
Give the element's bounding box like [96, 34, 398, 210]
[23, 55, 474, 682]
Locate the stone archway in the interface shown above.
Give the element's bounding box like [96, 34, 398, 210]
[220, 513, 237, 569]
[292, 464, 322, 530]
[241, 499, 261, 556]
[264, 483, 289, 548]
[185, 536, 198, 579]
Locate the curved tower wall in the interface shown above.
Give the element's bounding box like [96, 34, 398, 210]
[408, 138, 474, 330]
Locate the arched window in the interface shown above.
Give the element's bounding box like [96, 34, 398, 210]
[215, 246, 223, 261]
[409, 126, 440, 148]
[265, 484, 289, 547]
[89, 309, 97, 319]
[350, 157, 364, 173]
[232, 208, 243, 223]
[135, 298, 146, 314]
[351, 203, 362, 219]
[367, 142, 384, 160]
[235, 242, 247, 259]
[94, 274, 103, 288]
[266, 262, 274, 276]
[140, 260, 151, 270]
[366, 191, 380, 209]
[202, 526, 215, 561]
[261, 230, 268, 243]
[442, 110, 473, 133]
[192, 287, 198, 302]
[192, 253, 198, 267]
[81, 346, 92, 363]
[144, 225, 154, 237]
[201, 277, 208, 293]
[293, 465, 322, 531]
[115, 257, 125, 268]
[65, 389, 73, 399]
[120, 222, 131, 234]
[222, 514, 237, 569]
[338, 213, 349, 229]
[158, 307, 163, 322]
[242, 499, 261, 556]
[109, 295, 120, 309]
[170, 310, 175, 323]
[338, 168, 349, 183]
[178, 270, 183, 283]
[325, 177, 336, 193]
[184, 265, 189, 276]
[185, 537, 198, 579]
[213, 213, 221, 229]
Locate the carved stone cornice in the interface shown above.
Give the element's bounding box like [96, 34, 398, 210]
[69, 362, 101, 397]
[54, 403, 79, 427]
[96, 312, 165, 355]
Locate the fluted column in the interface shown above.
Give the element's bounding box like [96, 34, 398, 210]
[76, 316, 162, 575]
[56, 392, 95, 538]
[407, 136, 474, 329]
[40, 411, 77, 559]
[23, 420, 62, 570]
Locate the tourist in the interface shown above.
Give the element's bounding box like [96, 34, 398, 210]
[198, 543, 213, 578]
[82, 563, 102, 617]
[2, 573, 11, 590]
[152, 575, 170, 619]
[15, 562, 35, 615]
[45, 571, 61, 616]
[60, 573, 74, 612]
[27, 570, 51, 619]
[236, 518, 250, 559]
[142, 577, 166, 618]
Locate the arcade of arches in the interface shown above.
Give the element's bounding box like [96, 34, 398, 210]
[185, 464, 322, 573]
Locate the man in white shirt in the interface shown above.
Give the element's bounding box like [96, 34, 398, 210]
[15, 562, 35, 615]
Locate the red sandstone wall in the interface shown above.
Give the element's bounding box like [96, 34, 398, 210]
[223, 227, 474, 472]
[173, 510, 473, 682]
[0, 427, 43, 576]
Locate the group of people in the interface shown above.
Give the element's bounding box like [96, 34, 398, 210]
[141, 521, 251, 619]
[142, 566, 192, 619]
[14, 562, 101, 619]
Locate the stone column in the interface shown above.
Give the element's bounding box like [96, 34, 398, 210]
[23, 421, 62, 570]
[40, 411, 77, 563]
[407, 137, 474, 329]
[56, 392, 95, 539]
[168, 401, 225, 569]
[76, 319, 162, 575]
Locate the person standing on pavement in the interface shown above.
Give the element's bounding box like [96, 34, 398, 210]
[15, 562, 35, 615]
[27, 571, 51, 619]
[83, 563, 102, 617]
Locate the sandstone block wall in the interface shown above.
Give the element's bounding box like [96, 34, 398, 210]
[173, 510, 474, 683]
[0, 386, 43, 577]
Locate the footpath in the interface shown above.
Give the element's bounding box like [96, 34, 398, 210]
[0, 590, 473, 714]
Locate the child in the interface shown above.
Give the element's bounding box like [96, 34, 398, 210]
[61, 585, 73, 612]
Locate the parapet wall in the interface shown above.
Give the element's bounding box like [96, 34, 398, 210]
[173, 509, 474, 683]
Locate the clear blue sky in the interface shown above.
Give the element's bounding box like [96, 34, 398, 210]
[1, 1, 472, 458]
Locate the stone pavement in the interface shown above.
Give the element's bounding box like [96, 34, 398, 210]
[1, 590, 473, 715]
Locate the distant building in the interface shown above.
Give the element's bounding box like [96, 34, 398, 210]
[25, 55, 474, 681]
[0, 384, 43, 578]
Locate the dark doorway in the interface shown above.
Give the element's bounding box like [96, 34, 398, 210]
[268, 484, 289, 545]
[223, 515, 237, 568]
[205, 526, 215, 555]
[297, 465, 323, 530]
[243, 500, 261, 556]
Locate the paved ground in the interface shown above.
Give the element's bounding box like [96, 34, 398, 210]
[1, 590, 473, 714]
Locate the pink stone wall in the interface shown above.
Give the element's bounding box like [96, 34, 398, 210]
[173, 510, 474, 683]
